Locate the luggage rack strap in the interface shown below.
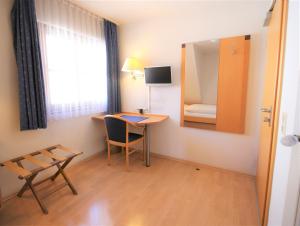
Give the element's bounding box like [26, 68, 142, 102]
[24, 155, 51, 168]
[41, 150, 66, 161]
[2, 161, 31, 178]
[55, 145, 82, 155]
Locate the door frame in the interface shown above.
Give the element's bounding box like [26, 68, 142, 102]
[260, 0, 289, 225]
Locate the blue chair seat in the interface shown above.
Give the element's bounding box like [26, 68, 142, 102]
[128, 133, 143, 142]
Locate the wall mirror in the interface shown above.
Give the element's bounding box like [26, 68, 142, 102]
[180, 35, 250, 134]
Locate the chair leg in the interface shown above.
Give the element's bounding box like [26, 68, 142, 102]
[107, 142, 111, 166]
[125, 145, 129, 171]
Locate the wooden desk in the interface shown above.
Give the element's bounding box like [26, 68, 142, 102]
[92, 112, 169, 166]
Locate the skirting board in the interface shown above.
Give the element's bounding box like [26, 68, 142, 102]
[151, 152, 255, 179]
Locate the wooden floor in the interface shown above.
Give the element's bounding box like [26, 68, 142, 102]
[0, 152, 259, 226]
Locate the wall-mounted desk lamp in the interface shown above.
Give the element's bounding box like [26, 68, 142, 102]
[121, 57, 144, 79]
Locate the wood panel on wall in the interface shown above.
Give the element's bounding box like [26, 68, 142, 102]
[180, 44, 186, 127]
[216, 36, 250, 133]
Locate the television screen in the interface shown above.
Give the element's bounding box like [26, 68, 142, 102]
[144, 66, 171, 84]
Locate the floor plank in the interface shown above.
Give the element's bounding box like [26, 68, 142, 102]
[0, 152, 259, 226]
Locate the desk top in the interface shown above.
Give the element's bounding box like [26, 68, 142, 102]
[92, 112, 169, 125]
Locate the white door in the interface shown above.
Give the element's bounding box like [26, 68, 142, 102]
[280, 75, 300, 226]
[268, 1, 300, 226]
[293, 108, 300, 223]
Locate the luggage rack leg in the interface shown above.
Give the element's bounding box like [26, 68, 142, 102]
[16, 161, 38, 198]
[51, 158, 72, 181]
[17, 173, 38, 197]
[26, 176, 48, 214]
[51, 157, 78, 195]
[59, 168, 78, 195]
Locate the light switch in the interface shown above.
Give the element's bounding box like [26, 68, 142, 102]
[281, 112, 288, 135]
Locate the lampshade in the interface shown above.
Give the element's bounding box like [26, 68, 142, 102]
[121, 57, 143, 74]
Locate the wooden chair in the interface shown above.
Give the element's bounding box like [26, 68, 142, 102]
[104, 115, 145, 170]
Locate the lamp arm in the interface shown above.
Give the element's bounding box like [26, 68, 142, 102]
[147, 86, 151, 113]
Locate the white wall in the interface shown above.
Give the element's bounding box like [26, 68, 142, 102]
[185, 43, 219, 105]
[0, 0, 105, 197]
[185, 43, 203, 104]
[268, 2, 300, 225]
[198, 50, 219, 105]
[119, 2, 267, 175]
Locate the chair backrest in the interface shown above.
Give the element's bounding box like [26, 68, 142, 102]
[104, 116, 127, 143]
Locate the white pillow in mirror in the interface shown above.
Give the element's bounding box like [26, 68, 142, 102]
[185, 104, 216, 114]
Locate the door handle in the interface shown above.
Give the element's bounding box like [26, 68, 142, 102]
[281, 135, 300, 147]
[261, 107, 272, 126]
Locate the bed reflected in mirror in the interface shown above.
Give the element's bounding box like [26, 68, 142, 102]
[183, 40, 219, 129]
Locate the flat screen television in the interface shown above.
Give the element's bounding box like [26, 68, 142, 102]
[144, 66, 172, 85]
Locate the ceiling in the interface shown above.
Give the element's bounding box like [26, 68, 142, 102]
[73, 0, 271, 25]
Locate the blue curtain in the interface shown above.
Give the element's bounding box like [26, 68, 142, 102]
[11, 0, 47, 130]
[104, 19, 121, 114]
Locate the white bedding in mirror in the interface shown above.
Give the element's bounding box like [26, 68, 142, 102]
[184, 104, 216, 118]
[184, 110, 216, 118]
[184, 104, 216, 114]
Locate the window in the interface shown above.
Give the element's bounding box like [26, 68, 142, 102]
[36, 0, 107, 120]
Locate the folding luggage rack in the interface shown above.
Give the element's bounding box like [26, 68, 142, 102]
[0, 144, 82, 214]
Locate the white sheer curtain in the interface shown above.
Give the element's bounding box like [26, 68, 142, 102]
[36, 0, 107, 120]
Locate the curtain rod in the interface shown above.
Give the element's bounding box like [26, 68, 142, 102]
[59, 0, 104, 21]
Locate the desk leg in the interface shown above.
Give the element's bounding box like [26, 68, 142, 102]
[145, 125, 151, 167]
